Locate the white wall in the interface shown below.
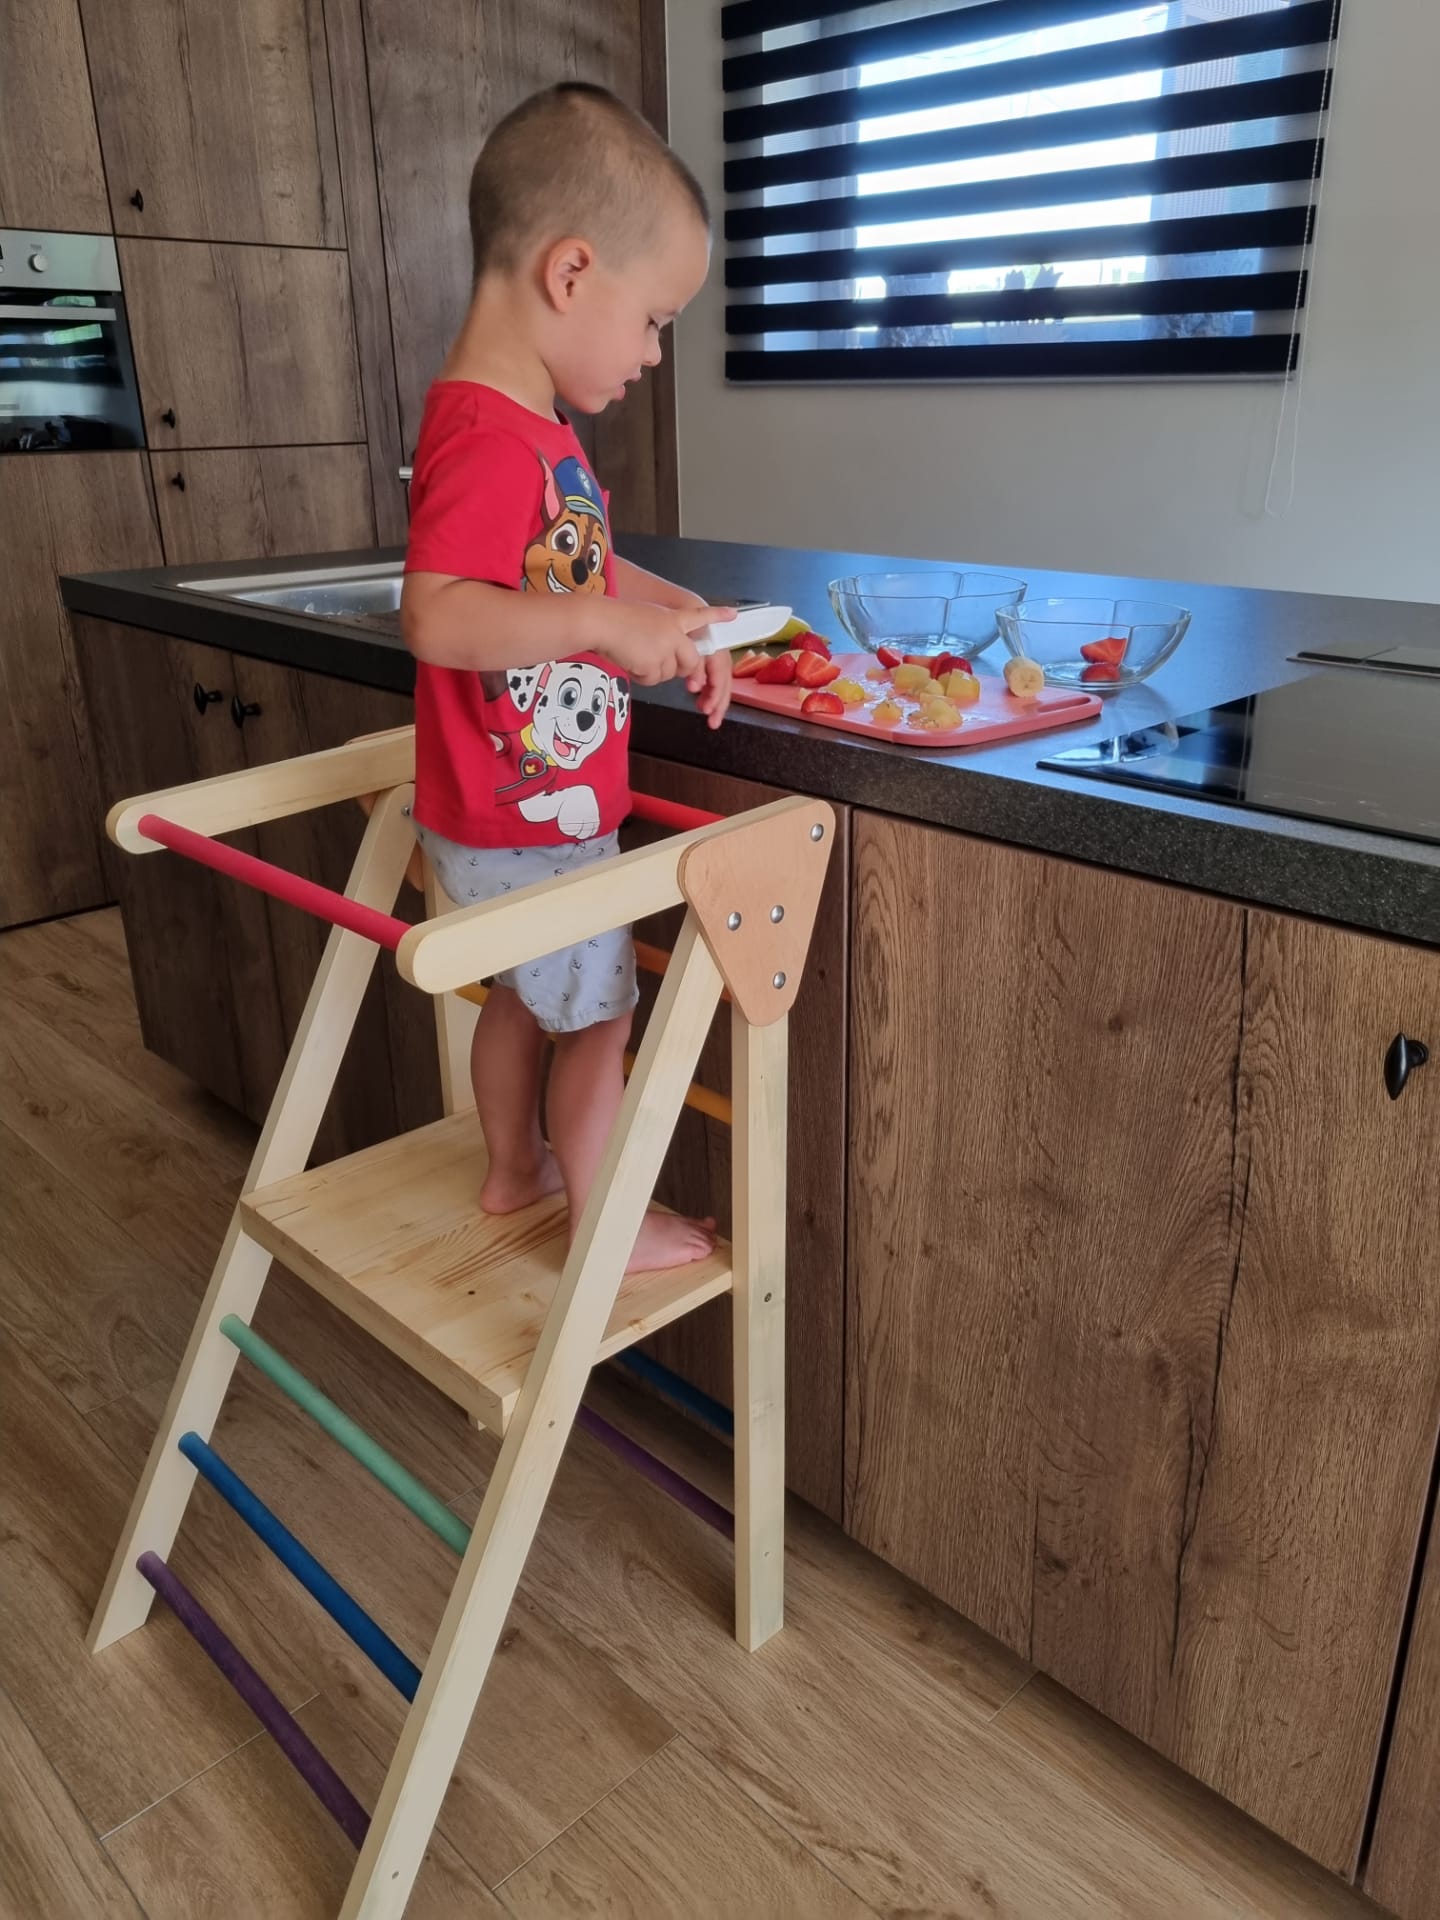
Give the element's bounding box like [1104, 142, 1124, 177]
[665, 2, 1440, 602]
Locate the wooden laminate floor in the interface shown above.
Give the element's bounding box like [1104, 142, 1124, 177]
[0, 909, 1383, 1919]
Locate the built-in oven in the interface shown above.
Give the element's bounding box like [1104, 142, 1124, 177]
[0, 229, 145, 453]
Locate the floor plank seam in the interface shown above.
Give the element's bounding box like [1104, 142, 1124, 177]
[984, 1667, 1040, 1725]
[0, 1677, 157, 1919]
[96, 1696, 318, 1844]
[488, 1732, 683, 1897]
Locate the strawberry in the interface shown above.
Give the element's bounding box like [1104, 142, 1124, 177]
[1080, 636, 1127, 666]
[793, 650, 841, 689]
[754, 653, 797, 685]
[928, 651, 968, 679]
[1081, 662, 1122, 684]
[794, 631, 832, 657]
[876, 645, 903, 669]
[801, 691, 846, 718]
[732, 650, 770, 679]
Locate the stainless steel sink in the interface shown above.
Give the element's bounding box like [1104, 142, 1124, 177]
[174, 561, 402, 620]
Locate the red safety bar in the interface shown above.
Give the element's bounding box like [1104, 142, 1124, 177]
[136, 793, 725, 950]
[627, 792, 724, 833]
[137, 815, 412, 950]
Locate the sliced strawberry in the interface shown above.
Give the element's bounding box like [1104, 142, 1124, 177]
[1080, 635, 1127, 666]
[794, 631, 832, 657]
[928, 651, 962, 678]
[754, 652, 798, 685]
[876, 645, 903, 669]
[903, 653, 940, 668]
[1081, 662, 1122, 684]
[793, 651, 841, 688]
[732, 649, 770, 679]
[801, 690, 846, 717]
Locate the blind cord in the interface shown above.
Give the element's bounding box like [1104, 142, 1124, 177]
[1261, 0, 1343, 519]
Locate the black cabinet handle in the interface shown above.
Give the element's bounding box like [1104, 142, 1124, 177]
[161, 407, 176, 428]
[170, 471, 186, 491]
[230, 695, 262, 730]
[130, 189, 144, 211]
[1384, 1033, 1429, 1101]
[193, 682, 222, 715]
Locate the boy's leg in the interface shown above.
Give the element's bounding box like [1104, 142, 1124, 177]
[547, 1014, 715, 1273]
[471, 985, 562, 1214]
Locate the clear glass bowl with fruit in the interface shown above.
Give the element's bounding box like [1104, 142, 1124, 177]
[995, 597, 1191, 692]
[827, 570, 1026, 661]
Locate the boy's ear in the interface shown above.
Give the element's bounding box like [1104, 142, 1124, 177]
[541, 235, 596, 309]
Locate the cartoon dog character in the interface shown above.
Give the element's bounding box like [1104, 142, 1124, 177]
[501, 660, 630, 842]
[522, 454, 608, 597]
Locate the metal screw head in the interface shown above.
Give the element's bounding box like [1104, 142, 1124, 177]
[810, 822, 825, 841]
[772, 971, 787, 990]
[770, 904, 785, 923]
[726, 910, 742, 930]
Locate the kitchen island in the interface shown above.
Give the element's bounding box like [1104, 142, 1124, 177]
[62, 539, 1440, 1915]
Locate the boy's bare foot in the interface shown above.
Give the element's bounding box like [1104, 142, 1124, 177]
[625, 1209, 717, 1275]
[480, 1149, 564, 1215]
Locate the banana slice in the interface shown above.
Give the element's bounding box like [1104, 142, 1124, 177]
[1003, 656, 1045, 699]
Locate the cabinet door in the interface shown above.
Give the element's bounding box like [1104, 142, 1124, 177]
[360, 0, 676, 533]
[1366, 1488, 1440, 1915]
[150, 448, 376, 566]
[847, 815, 1440, 1873]
[79, 0, 343, 247]
[1178, 909, 1440, 1875]
[0, 0, 108, 229]
[623, 755, 848, 1521]
[71, 618, 285, 1117]
[1, 458, 162, 927]
[121, 240, 365, 449]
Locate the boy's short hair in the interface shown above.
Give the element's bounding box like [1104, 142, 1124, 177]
[468, 82, 709, 283]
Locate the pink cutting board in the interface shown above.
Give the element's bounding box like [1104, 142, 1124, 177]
[730, 653, 1103, 748]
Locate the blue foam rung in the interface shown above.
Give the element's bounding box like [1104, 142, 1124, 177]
[178, 1431, 421, 1702]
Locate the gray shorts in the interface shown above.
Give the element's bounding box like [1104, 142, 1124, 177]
[412, 822, 638, 1034]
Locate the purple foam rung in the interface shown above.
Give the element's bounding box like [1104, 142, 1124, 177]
[575, 1405, 734, 1538]
[136, 1551, 370, 1848]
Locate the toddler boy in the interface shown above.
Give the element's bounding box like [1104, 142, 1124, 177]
[402, 82, 732, 1273]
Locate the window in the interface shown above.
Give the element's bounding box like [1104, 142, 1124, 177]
[721, 0, 1340, 381]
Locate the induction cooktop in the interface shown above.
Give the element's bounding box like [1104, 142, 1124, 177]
[1040, 670, 1440, 848]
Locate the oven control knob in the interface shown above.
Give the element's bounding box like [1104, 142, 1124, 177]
[28, 249, 48, 273]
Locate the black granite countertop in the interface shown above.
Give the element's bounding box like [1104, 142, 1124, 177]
[62, 536, 1440, 947]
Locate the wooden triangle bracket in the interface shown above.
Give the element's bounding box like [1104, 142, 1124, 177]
[678, 798, 836, 1025]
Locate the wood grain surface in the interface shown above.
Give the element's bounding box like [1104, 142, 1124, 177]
[0, 0, 109, 230]
[150, 447, 376, 567]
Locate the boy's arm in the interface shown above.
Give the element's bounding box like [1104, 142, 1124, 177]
[610, 555, 735, 730]
[401, 570, 719, 685]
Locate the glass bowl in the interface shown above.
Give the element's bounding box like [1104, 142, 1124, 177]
[827, 570, 1026, 660]
[995, 597, 1191, 692]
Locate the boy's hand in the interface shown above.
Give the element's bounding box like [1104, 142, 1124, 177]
[598, 601, 734, 688]
[687, 646, 733, 729]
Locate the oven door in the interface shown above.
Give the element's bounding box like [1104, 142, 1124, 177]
[0, 294, 145, 452]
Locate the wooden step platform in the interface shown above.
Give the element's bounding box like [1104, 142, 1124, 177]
[240, 1111, 732, 1436]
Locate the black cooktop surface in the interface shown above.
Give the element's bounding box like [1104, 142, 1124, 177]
[1041, 670, 1440, 847]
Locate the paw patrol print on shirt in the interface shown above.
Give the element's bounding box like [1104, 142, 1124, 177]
[495, 451, 630, 844]
[523, 453, 608, 597]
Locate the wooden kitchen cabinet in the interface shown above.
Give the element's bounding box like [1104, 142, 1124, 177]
[360, 0, 677, 533]
[0, 0, 109, 230]
[846, 814, 1440, 1875]
[0, 458, 162, 928]
[72, 618, 441, 1156]
[79, 0, 344, 249]
[621, 754, 848, 1522]
[1365, 1507, 1440, 1916]
[120, 239, 365, 450]
[149, 447, 376, 566]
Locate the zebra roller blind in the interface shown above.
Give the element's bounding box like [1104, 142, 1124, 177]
[721, 0, 1340, 381]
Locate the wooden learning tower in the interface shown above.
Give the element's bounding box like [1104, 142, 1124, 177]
[84, 726, 834, 1918]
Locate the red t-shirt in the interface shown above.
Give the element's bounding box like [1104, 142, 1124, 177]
[405, 381, 632, 849]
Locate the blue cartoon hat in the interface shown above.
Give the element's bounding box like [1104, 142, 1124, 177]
[553, 455, 603, 519]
